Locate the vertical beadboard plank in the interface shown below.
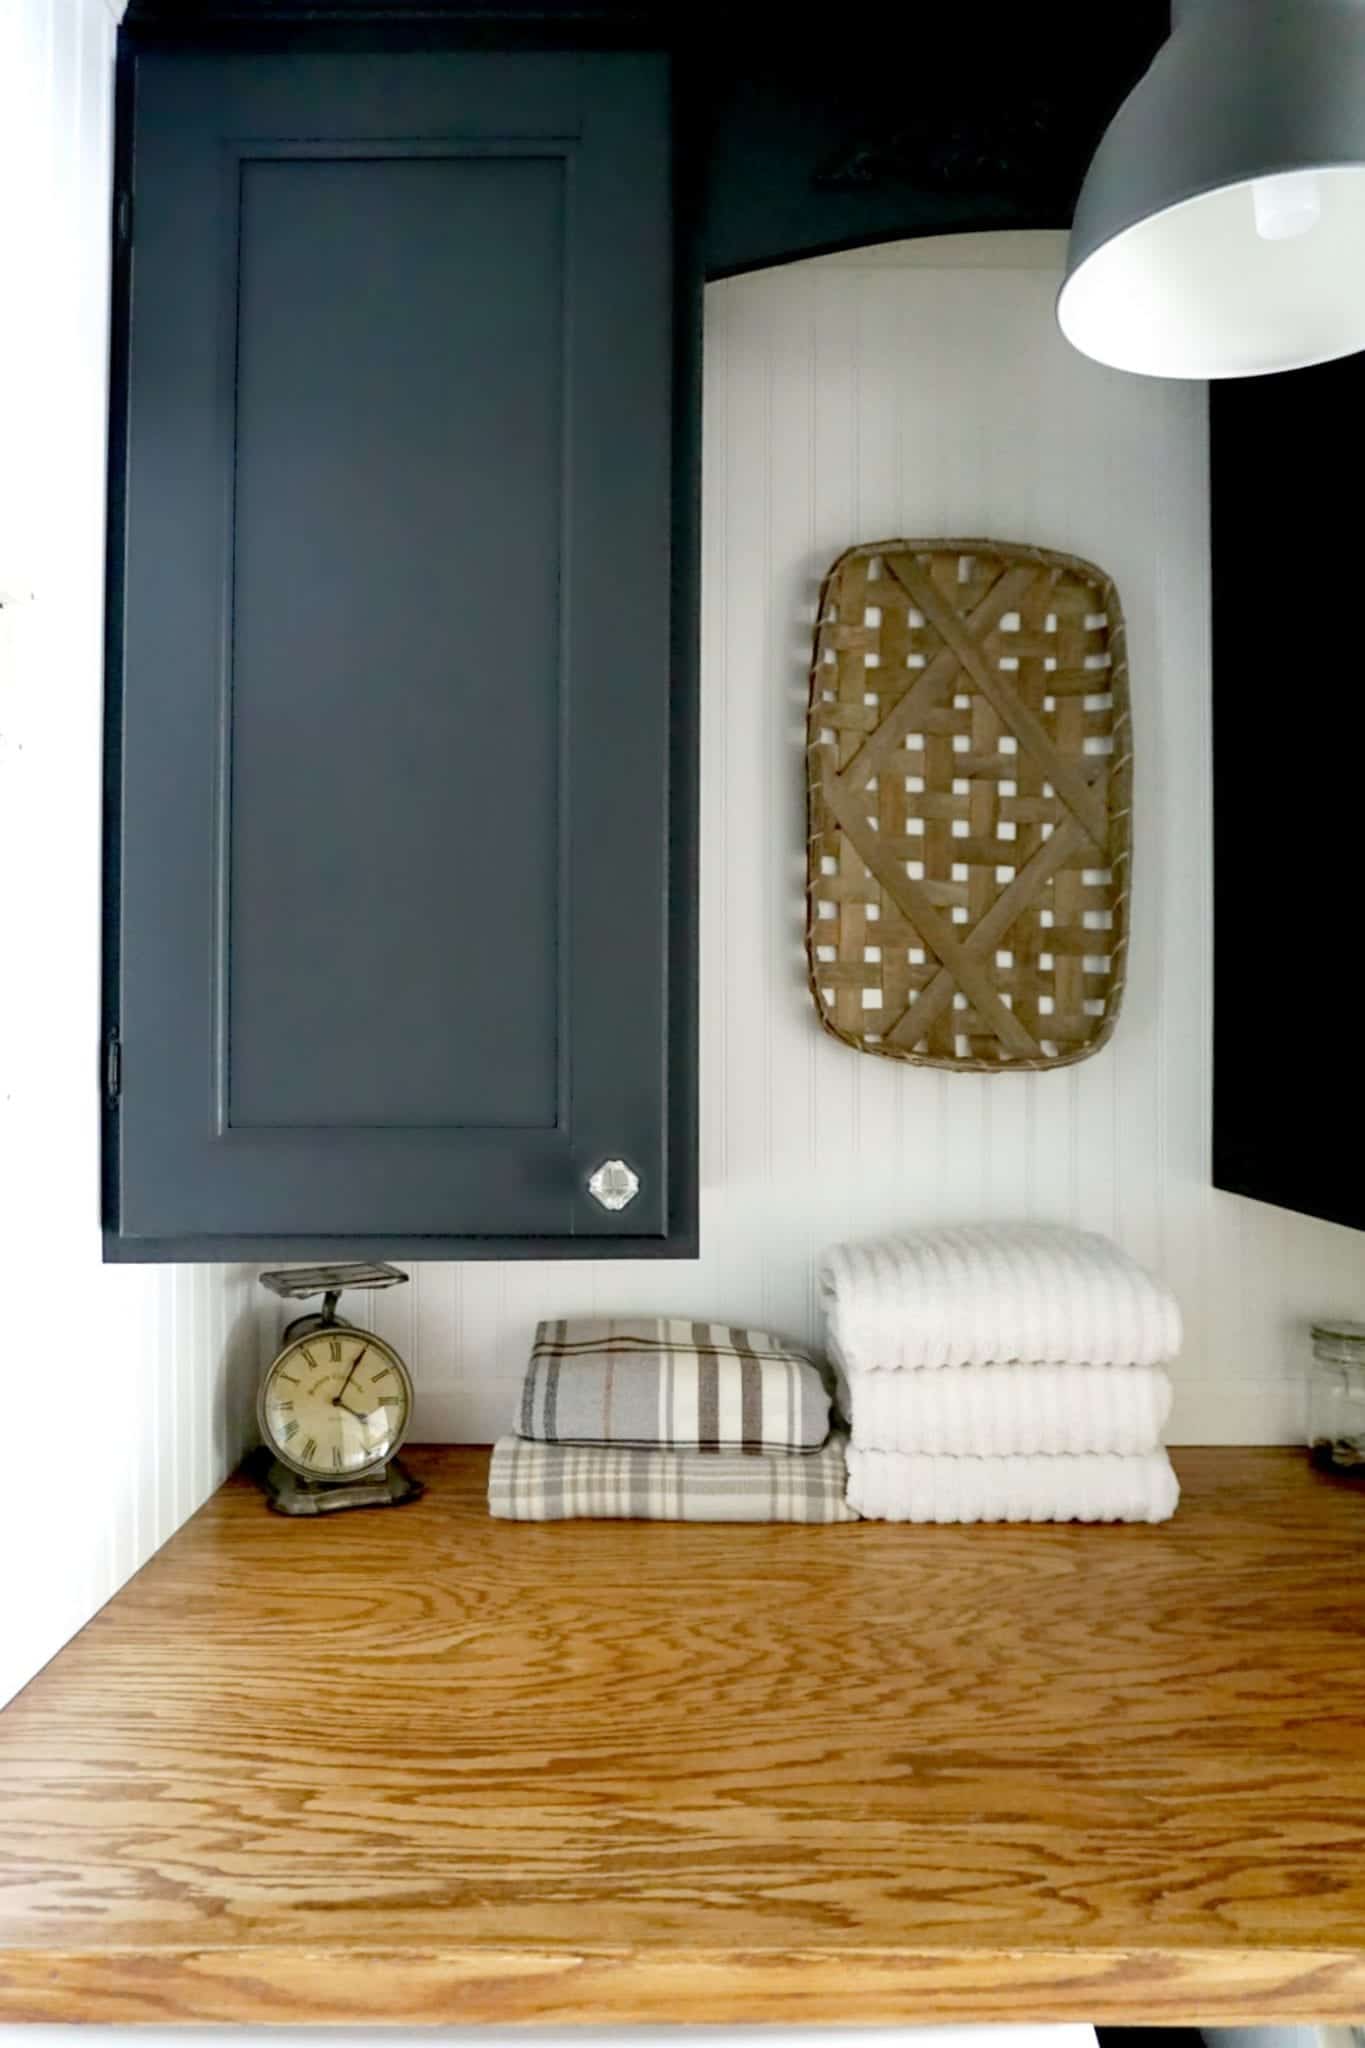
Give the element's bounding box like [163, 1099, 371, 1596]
[897, 261, 954, 1225]
[699, 278, 731, 1192]
[1150, 349, 1215, 1399]
[849, 270, 908, 1179]
[1012, 287, 1045, 1231]
[1104, 353, 1153, 1266]
[194, 1265, 212, 1501]
[808, 266, 862, 1197]
[212, 1265, 230, 1482]
[755, 268, 779, 1234]
[926, 272, 993, 1227]
[766, 267, 815, 1191]
[1062, 348, 1121, 1247]
[769, 265, 818, 1188]
[141, 1267, 163, 1552]
[239, 1266, 262, 1464]
[976, 272, 1042, 1221]
[175, 1259, 197, 1528]
[718, 272, 772, 1188]
[372, 1264, 416, 1379]
[1112, 356, 1177, 1279]
[412, 1261, 457, 1439]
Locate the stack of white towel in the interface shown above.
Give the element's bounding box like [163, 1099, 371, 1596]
[822, 1222, 1181, 1524]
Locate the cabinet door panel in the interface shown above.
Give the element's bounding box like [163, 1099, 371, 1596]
[108, 50, 689, 1253]
[229, 154, 563, 1135]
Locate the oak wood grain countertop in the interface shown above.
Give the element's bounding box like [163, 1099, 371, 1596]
[1, 1445, 1363, 2026]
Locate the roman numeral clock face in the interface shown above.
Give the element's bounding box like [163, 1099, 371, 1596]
[260, 1329, 412, 1481]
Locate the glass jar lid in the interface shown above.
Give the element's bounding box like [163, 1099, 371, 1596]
[1311, 1318, 1365, 1351]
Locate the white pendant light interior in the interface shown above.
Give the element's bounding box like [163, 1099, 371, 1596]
[1059, 164, 1365, 380]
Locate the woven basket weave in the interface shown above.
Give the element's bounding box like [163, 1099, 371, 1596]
[805, 539, 1131, 1072]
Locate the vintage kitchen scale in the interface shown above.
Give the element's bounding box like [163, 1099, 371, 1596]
[253, 1263, 423, 1515]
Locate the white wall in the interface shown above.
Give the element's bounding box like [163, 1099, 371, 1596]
[299, 234, 1365, 1450]
[0, 0, 257, 1710]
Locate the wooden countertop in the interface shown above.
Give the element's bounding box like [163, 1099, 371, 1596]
[1, 1446, 1364, 2025]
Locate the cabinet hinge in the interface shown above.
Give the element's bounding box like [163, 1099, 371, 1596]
[104, 1035, 122, 1101]
[116, 189, 132, 247]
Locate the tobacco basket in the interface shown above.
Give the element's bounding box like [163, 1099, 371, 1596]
[805, 539, 1131, 1071]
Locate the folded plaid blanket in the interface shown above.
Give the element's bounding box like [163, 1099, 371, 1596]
[520, 1317, 831, 1453]
[489, 1431, 857, 1523]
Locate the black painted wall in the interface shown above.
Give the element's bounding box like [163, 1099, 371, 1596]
[1211, 364, 1365, 1233]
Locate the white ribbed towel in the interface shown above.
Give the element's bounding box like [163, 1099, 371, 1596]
[846, 1447, 1179, 1524]
[841, 1361, 1173, 1456]
[822, 1222, 1181, 1372]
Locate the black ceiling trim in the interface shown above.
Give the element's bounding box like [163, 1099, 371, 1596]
[124, 0, 673, 25]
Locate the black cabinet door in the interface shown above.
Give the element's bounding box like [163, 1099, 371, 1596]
[104, 47, 697, 1259]
[1211, 362, 1360, 1233]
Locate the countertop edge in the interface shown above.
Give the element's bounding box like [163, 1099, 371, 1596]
[1, 1941, 1363, 2025]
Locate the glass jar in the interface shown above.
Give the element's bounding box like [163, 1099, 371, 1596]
[1308, 1320, 1365, 1475]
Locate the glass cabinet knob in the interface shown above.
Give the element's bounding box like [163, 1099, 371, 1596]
[587, 1159, 640, 1212]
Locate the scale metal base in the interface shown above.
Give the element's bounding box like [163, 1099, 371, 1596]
[247, 1446, 424, 1517]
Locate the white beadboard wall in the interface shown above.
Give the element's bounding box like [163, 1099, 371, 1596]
[307, 235, 1365, 1448]
[0, 0, 257, 1710]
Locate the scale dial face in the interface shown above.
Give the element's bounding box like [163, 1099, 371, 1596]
[259, 1328, 413, 1482]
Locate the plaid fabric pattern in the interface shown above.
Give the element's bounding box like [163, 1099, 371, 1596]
[488, 1432, 857, 1523]
[521, 1317, 831, 1453]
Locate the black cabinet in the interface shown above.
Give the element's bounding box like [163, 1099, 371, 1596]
[1211, 365, 1360, 1234]
[103, 44, 698, 1258]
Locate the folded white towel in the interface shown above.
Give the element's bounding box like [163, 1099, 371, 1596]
[840, 1361, 1173, 1457]
[845, 1447, 1180, 1524]
[822, 1222, 1182, 1372]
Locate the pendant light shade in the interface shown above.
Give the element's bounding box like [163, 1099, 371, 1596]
[1058, 0, 1365, 379]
